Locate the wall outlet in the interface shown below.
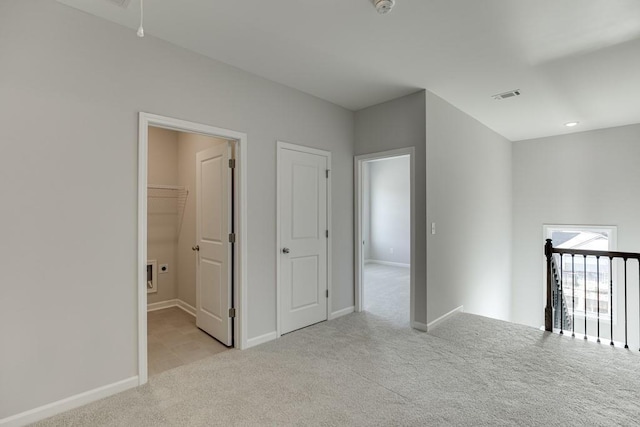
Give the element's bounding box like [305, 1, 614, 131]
[159, 264, 169, 274]
[389, 247, 394, 254]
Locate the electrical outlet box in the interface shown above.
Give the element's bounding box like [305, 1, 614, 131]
[159, 264, 169, 274]
[147, 260, 157, 294]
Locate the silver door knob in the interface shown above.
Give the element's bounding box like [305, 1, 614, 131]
[282, 247, 290, 254]
[192, 245, 200, 251]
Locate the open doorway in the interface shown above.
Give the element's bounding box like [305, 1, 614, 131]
[138, 113, 248, 385]
[355, 148, 415, 326]
[146, 126, 232, 376]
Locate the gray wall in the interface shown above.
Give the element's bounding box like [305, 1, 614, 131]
[369, 157, 411, 265]
[512, 124, 640, 328]
[147, 127, 180, 304]
[0, 0, 353, 418]
[355, 91, 427, 324]
[425, 91, 512, 323]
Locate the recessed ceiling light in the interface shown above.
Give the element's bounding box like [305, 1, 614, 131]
[565, 122, 579, 127]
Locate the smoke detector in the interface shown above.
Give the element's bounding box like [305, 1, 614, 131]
[374, 0, 396, 14]
[492, 89, 521, 100]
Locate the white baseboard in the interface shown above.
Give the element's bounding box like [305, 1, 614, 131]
[147, 299, 179, 312]
[366, 259, 410, 268]
[0, 376, 138, 427]
[147, 299, 195, 317]
[411, 321, 428, 332]
[245, 331, 277, 349]
[426, 305, 464, 331]
[176, 300, 196, 317]
[329, 306, 355, 320]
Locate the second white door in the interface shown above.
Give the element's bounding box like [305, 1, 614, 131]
[195, 143, 233, 346]
[278, 143, 330, 335]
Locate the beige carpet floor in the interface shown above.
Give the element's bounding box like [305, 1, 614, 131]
[35, 266, 640, 426]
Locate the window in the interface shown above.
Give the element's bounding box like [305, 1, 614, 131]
[544, 225, 616, 321]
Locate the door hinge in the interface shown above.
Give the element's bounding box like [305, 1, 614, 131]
[229, 233, 236, 243]
[325, 230, 329, 238]
[229, 159, 236, 169]
[326, 169, 330, 178]
[326, 289, 329, 298]
[229, 307, 236, 318]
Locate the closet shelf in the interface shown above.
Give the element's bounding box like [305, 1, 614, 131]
[147, 185, 189, 234]
[148, 184, 186, 191]
[147, 185, 189, 199]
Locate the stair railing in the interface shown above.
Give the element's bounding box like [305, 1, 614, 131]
[545, 238, 640, 349]
[550, 255, 571, 332]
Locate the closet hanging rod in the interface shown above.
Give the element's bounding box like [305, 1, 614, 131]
[147, 184, 186, 191]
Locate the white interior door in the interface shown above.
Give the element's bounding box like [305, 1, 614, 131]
[279, 144, 329, 334]
[195, 143, 232, 346]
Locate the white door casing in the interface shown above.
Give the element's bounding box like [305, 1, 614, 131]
[139, 112, 248, 386]
[278, 142, 330, 335]
[195, 144, 233, 346]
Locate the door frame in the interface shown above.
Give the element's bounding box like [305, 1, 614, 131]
[137, 112, 248, 386]
[354, 147, 415, 325]
[276, 141, 332, 338]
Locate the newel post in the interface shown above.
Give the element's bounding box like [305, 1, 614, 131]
[545, 239, 553, 332]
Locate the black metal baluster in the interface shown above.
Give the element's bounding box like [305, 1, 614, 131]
[560, 254, 564, 335]
[572, 254, 575, 338]
[624, 258, 628, 349]
[545, 240, 553, 332]
[584, 255, 588, 340]
[610, 257, 614, 346]
[596, 256, 600, 343]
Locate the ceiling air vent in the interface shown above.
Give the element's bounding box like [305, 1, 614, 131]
[492, 89, 521, 101]
[106, 0, 131, 8]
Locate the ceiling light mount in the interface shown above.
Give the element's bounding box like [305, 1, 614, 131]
[374, 0, 396, 14]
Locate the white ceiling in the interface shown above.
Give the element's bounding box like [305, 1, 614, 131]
[57, 0, 640, 141]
